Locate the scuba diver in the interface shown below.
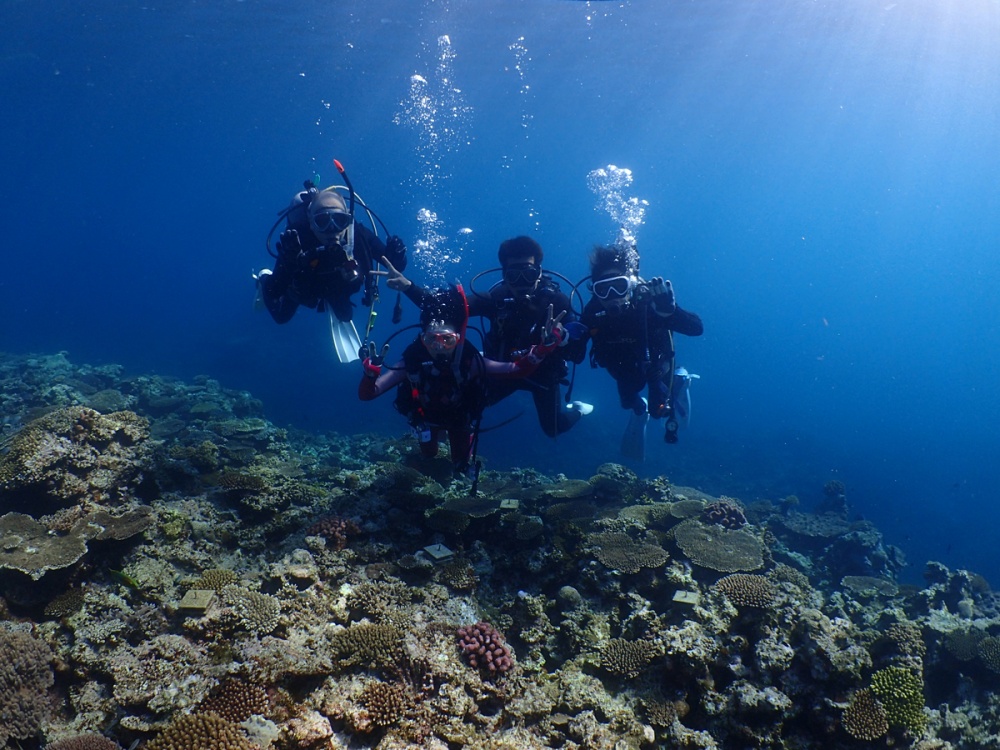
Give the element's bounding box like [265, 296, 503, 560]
[357, 284, 564, 478]
[581, 243, 703, 461]
[375, 236, 592, 438]
[254, 166, 408, 362]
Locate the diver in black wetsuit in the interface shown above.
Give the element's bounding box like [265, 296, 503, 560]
[581, 243, 703, 457]
[254, 177, 407, 361]
[376, 236, 591, 438]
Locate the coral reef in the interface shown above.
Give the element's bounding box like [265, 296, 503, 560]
[2, 350, 1000, 750]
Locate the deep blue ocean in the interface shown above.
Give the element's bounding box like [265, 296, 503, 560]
[2, 0, 998, 583]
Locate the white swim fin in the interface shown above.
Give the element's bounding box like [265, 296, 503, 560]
[329, 311, 362, 363]
[621, 410, 649, 462]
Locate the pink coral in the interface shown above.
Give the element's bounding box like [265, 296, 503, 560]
[456, 621, 514, 674]
[305, 516, 359, 550]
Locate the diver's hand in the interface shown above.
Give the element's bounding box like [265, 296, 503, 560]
[371, 257, 412, 292]
[649, 277, 676, 316]
[541, 304, 568, 347]
[383, 236, 408, 272]
[360, 341, 389, 378]
[277, 229, 303, 259]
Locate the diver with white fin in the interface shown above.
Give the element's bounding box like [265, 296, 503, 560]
[254, 161, 408, 363]
[581, 243, 703, 461]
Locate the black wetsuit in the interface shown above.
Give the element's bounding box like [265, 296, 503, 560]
[260, 196, 404, 324]
[406, 276, 587, 437]
[581, 296, 703, 417]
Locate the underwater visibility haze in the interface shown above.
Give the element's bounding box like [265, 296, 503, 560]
[2, 1, 1000, 748]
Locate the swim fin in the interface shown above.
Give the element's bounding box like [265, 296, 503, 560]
[328, 310, 362, 363]
[620, 410, 649, 462]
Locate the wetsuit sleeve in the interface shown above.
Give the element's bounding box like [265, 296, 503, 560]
[358, 361, 407, 400]
[669, 305, 704, 337]
[403, 283, 430, 308]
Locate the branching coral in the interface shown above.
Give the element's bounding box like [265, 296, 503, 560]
[842, 688, 889, 741]
[144, 712, 259, 750]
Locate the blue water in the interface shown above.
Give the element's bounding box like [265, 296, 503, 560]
[2, 0, 998, 582]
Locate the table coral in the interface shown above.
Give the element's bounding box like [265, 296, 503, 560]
[673, 519, 764, 573]
[589, 531, 669, 574]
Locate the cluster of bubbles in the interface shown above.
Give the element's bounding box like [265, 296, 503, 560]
[412, 208, 466, 284]
[586, 164, 648, 254]
[394, 34, 474, 282]
[503, 36, 540, 230]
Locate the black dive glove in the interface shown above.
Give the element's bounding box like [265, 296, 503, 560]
[383, 235, 408, 272]
[277, 229, 303, 260]
[648, 277, 676, 316]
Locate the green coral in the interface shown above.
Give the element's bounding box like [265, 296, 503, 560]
[869, 666, 926, 734]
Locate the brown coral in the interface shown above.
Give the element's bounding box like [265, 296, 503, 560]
[590, 532, 669, 574]
[330, 623, 405, 671]
[842, 688, 889, 741]
[144, 712, 259, 750]
[0, 406, 150, 512]
[197, 678, 271, 723]
[44, 734, 122, 750]
[945, 627, 987, 662]
[700, 498, 747, 529]
[190, 568, 240, 592]
[672, 519, 764, 573]
[978, 636, 1000, 673]
[600, 638, 660, 678]
[304, 515, 359, 550]
[0, 628, 55, 747]
[220, 585, 280, 635]
[714, 573, 777, 608]
[358, 681, 412, 728]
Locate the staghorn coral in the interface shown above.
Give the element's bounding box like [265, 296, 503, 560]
[714, 573, 777, 608]
[144, 712, 260, 750]
[700, 498, 747, 529]
[600, 638, 660, 678]
[44, 734, 123, 750]
[0, 406, 150, 512]
[589, 531, 669, 574]
[330, 623, 405, 671]
[842, 687, 889, 741]
[673, 519, 764, 573]
[197, 678, 270, 723]
[357, 681, 413, 729]
[869, 665, 927, 733]
[457, 621, 514, 675]
[0, 627, 55, 746]
[220, 585, 280, 635]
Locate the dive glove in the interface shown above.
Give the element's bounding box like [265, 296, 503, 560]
[360, 341, 389, 379]
[277, 229, 303, 259]
[383, 235, 408, 272]
[648, 277, 676, 316]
